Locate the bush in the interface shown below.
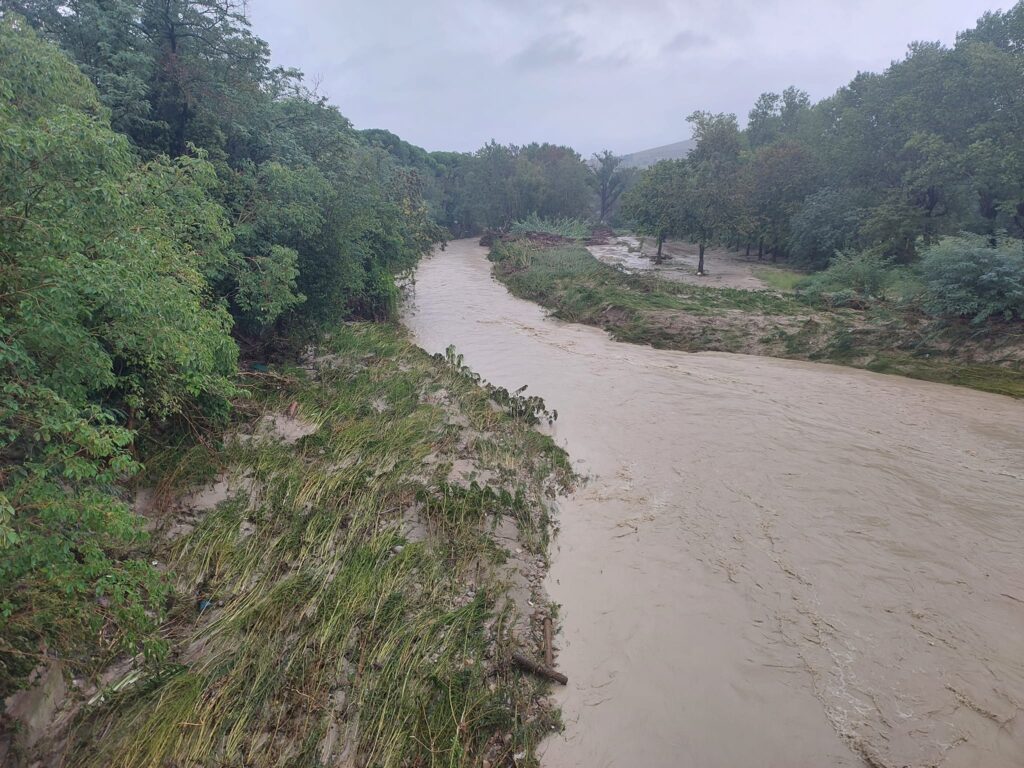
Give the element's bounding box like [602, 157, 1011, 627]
[798, 250, 927, 309]
[798, 250, 898, 301]
[920, 234, 1024, 322]
[0, 17, 233, 693]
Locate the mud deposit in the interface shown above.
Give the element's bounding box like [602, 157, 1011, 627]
[403, 240, 1024, 768]
[588, 235, 773, 290]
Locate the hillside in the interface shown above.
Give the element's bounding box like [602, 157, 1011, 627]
[619, 139, 694, 168]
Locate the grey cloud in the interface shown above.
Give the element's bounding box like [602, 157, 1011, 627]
[248, 0, 1000, 156]
[663, 30, 713, 53]
[510, 34, 584, 70]
[589, 49, 637, 68]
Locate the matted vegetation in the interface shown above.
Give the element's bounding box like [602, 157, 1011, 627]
[66, 324, 572, 768]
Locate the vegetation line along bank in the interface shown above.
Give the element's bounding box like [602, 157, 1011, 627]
[0, 8, 568, 766]
[487, 235, 1024, 398]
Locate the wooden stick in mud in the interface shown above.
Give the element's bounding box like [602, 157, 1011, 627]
[512, 651, 567, 685]
[543, 617, 554, 668]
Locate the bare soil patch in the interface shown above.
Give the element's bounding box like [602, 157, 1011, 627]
[590, 235, 794, 291]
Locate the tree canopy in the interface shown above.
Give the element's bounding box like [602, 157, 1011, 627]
[623, 4, 1024, 273]
[0, 3, 444, 696]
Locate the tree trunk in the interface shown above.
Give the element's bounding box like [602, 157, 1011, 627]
[745, 242, 751, 258]
[758, 236, 764, 260]
[656, 232, 664, 263]
[512, 652, 567, 685]
[697, 242, 706, 275]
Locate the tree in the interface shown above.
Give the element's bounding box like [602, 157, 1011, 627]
[621, 160, 685, 262]
[521, 143, 594, 220]
[787, 188, 867, 268]
[683, 112, 743, 274]
[741, 141, 820, 260]
[0, 17, 241, 693]
[747, 92, 781, 148]
[747, 87, 810, 149]
[591, 150, 632, 223]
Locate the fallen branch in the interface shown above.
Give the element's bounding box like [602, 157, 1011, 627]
[512, 651, 567, 685]
[543, 617, 554, 668]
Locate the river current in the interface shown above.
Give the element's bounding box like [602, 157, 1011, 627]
[403, 239, 1024, 768]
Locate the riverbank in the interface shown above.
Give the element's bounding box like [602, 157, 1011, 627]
[489, 238, 1024, 398]
[10, 323, 570, 768]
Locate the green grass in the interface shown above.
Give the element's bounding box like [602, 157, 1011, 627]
[68, 323, 571, 768]
[863, 355, 1024, 398]
[752, 266, 806, 292]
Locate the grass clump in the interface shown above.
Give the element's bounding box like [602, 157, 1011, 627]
[67, 323, 571, 768]
[510, 214, 592, 241]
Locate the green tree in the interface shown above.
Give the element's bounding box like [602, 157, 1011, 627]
[0, 17, 239, 693]
[787, 188, 867, 268]
[741, 141, 820, 260]
[683, 112, 743, 274]
[621, 160, 685, 262]
[592, 150, 633, 223]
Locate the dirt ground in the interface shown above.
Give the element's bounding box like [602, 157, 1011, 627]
[588, 236, 783, 291]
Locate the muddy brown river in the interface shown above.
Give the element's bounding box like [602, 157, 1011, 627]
[403, 240, 1024, 768]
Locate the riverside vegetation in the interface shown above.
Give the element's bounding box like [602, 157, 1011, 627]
[0, 8, 570, 766]
[488, 236, 1024, 398]
[69, 324, 571, 767]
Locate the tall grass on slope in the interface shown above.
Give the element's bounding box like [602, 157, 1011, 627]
[70, 324, 571, 768]
[509, 214, 591, 241]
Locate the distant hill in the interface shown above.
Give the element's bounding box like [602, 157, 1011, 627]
[619, 139, 695, 169]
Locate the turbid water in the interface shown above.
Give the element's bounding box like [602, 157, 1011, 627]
[403, 240, 1024, 768]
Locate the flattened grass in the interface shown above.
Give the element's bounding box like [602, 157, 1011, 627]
[70, 323, 570, 768]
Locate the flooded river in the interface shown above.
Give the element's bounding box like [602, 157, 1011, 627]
[403, 240, 1024, 768]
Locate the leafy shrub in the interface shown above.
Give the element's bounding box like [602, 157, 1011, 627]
[798, 251, 897, 300]
[920, 234, 1024, 322]
[510, 213, 592, 240]
[797, 249, 927, 310]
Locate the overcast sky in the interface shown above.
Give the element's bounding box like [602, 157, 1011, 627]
[247, 0, 1003, 157]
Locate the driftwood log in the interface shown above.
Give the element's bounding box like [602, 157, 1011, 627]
[543, 617, 554, 668]
[512, 651, 567, 685]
